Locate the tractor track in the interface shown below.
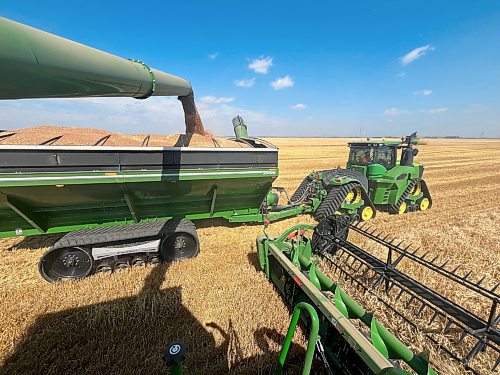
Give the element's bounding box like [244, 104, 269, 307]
[382, 178, 425, 214]
[289, 176, 314, 204]
[316, 183, 355, 220]
[315, 182, 375, 221]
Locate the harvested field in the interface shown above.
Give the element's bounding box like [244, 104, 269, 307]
[0, 138, 499, 374]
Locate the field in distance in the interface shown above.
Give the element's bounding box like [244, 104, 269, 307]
[0, 138, 498, 374]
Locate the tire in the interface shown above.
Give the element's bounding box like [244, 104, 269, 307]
[39, 246, 94, 283]
[159, 219, 199, 261]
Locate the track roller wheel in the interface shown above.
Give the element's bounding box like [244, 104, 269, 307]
[345, 185, 362, 204]
[160, 219, 199, 262]
[39, 247, 94, 283]
[398, 201, 408, 214]
[95, 259, 113, 273]
[409, 181, 422, 197]
[359, 206, 374, 221]
[418, 197, 430, 211]
[131, 255, 147, 266]
[114, 257, 130, 270]
[148, 254, 161, 264]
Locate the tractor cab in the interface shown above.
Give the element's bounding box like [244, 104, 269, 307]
[347, 141, 399, 177]
[347, 132, 419, 177]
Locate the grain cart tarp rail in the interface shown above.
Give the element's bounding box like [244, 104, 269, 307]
[260, 217, 498, 374]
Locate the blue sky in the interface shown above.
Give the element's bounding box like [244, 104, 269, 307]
[1, 1, 499, 137]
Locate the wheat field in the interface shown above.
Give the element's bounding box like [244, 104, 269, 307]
[0, 138, 499, 374]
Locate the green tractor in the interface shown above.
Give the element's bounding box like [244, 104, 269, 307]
[291, 132, 432, 221]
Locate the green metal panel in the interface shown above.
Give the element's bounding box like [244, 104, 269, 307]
[366, 164, 387, 177]
[369, 163, 421, 205]
[0, 17, 192, 99]
[0, 167, 278, 237]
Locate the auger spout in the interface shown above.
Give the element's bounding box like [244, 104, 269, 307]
[0, 17, 206, 134]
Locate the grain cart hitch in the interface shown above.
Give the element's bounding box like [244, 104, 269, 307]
[257, 217, 499, 374]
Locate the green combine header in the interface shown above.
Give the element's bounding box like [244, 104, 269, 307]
[255, 217, 499, 374]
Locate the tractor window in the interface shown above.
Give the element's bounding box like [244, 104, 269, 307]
[349, 147, 374, 166]
[374, 147, 396, 169]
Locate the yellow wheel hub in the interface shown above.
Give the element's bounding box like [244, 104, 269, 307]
[360, 206, 374, 221]
[345, 186, 362, 204]
[409, 181, 422, 196]
[398, 202, 407, 214]
[419, 197, 430, 211]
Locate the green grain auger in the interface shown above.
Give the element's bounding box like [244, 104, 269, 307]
[0, 17, 209, 133]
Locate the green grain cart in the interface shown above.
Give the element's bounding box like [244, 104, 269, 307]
[0, 17, 279, 282]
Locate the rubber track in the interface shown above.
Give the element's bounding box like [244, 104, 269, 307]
[168, 219, 199, 247]
[315, 182, 358, 220]
[43, 219, 199, 280]
[289, 176, 313, 203]
[52, 219, 192, 250]
[386, 178, 420, 214]
[420, 179, 433, 208]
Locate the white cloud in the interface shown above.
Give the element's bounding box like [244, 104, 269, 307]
[396, 72, 406, 78]
[199, 96, 235, 104]
[0, 97, 185, 134]
[0, 96, 286, 136]
[208, 52, 219, 60]
[413, 89, 433, 96]
[234, 78, 256, 88]
[400, 45, 434, 65]
[424, 107, 448, 114]
[271, 75, 294, 90]
[384, 108, 411, 116]
[292, 103, 307, 110]
[463, 104, 488, 113]
[248, 56, 273, 74]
